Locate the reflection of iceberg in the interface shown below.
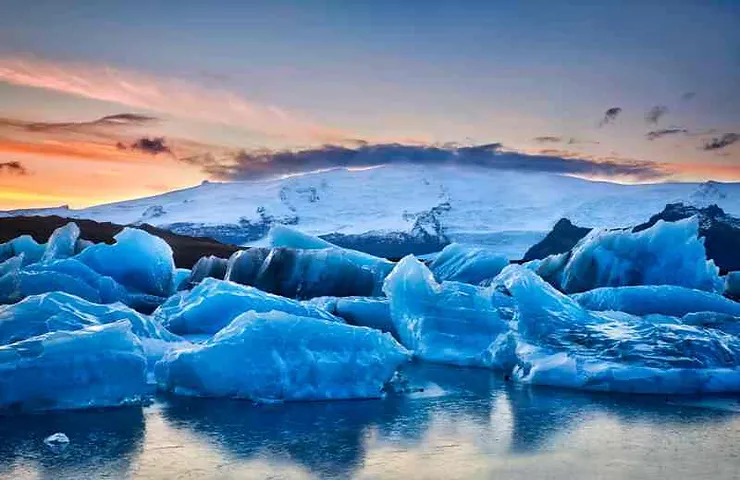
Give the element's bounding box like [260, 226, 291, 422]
[156, 310, 409, 401]
[535, 218, 723, 293]
[498, 265, 740, 394]
[0, 322, 148, 412]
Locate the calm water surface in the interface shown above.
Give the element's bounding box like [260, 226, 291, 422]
[1, 364, 739, 479]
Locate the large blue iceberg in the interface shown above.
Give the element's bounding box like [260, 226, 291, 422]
[76, 227, 176, 297]
[153, 277, 341, 335]
[40, 222, 80, 262]
[429, 243, 509, 285]
[572, 285, 740, 317]
[155, 310, 409, 401]
[535, 217, 723, 293]
[382, 256, 516, 368]
[0, 321, 148, 412]
[225, 246, 392, 299]
[0, 235, 45, 266]
[496, 265, 740, 394]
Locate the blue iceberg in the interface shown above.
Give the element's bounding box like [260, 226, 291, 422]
[0, 235, 45, 266]
[267, 225, 336, 250]
[382, 256, 516, 368]
[155, 310, 409, 401]
[726, 272, 740, 299]
[40, 222, 80, 262]
[0, 321, 148, 412]
[76, 227, 176, 297]
[153, 277, 341, 335]
[188, 255, 229, 286]
[496, 265, 740, 394]
[572, 285, 740, 317]
[535, 218, 723, 293]
[429, 243, 509, 285]
[305, 296, 396, 337]
[225, 246, 393, 299]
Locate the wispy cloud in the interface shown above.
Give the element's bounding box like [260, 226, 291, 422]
[0, 56, 351, 143]
[186, 142, 665, 182]
[533, 136, 563, 144]
[645, 105, 668, 125]
[681, 91, 697, 101]
[129, 137, 172, 155]
[645, 127, 688, 141]
[702, 133, 740, 151]
[0, 161, 28, 175]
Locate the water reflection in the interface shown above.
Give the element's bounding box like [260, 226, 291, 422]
[1, 364, 738, 479]
[0, 407, 145, 479]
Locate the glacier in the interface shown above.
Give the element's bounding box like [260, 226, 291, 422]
[535, 217, 723, 294]
[155, 310, 409, 401]
[382, 256, 516, 368]
[0, 321, 148, 412]
[428, 243, 509, 285]
[153, 277, 341, 335]
[572, 285, 740, 317]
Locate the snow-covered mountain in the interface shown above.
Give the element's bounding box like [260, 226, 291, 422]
[4, 164, 740, 258]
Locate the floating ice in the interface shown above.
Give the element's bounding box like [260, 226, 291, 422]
[536, 218, 723, 293]
[267, 225, 336, 250]
[496, 265, 740, 394]
[0, 321, 148, 412]
[155, 310, 409, 401]
[305, 296, 396, 337]
[188, 255, 228, 286]
[382, 255, 516, 368]
[41, 223, 80, 262]
[0, 235, 45, 266]
[225, 246, 393, 299]
[153, 277, 341, 335]
[573, 285, 740, 317]
[429, 243, 509, 285]
[174, 268, 191, 290]
[43, 432, 70, 452]
[76, 228, 176, 297]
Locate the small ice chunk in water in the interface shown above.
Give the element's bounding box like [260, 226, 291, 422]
[155, 310, 409, 402]
[44, 432, 70, 452]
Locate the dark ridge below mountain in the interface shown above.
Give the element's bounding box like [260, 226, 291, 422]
[521, 218, 591, 262]
[0, 215, 241, 269]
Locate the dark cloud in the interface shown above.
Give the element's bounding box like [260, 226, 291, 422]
[645, 127, 688, 141]
[645, 106, 668, 125]
[533, 136, 563, 143]
[0, 161, 28, 175]
[21, 113, 158, 132]
[681, 92, 697, 101]
[190, 142, 663, 182]
[129, 137, 172, 155]
[598, 107, 622, 127]
[702, 133, 740, 151]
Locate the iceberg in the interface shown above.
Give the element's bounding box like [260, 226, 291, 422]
[305, 296, 396, 337]
[536, 217, 723, 294]
[0, 235, 45, 266]
[429, 243, 509, 285]
[153, 277, 341, 335]
[76, 227, 176, 297]
[573, 285, 740, 317]
[496, 265, 740, 394]
[155, 310, 409, 401]
[41, 222, 80, 262]
[726, 272, 740, 299]
[267, 225, 336, 250]
[0, 321, 148, 412]
[382, 255, 516, 368]
[187, 255, 229, 286]
[225, 246, 393, 299]
[174, 268, 191, 290]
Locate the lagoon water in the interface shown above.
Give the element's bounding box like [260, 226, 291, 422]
[1, 364, 739, 480]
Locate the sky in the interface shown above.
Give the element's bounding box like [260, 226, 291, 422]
[0, 0, 738, 209]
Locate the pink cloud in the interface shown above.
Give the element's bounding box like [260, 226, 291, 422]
[0, 55, 351, 143]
